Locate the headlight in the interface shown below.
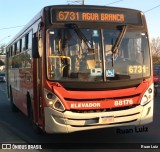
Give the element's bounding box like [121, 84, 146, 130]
[140, 83, 154, 106]
[44, 89, 65, 112]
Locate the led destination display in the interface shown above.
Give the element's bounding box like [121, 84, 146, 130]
[51, 8, 142, 25]
[57, 11, 125, 22]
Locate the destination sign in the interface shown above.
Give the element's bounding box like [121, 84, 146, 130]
[51, 9, 142, 25]
[57, 11, 125, 22]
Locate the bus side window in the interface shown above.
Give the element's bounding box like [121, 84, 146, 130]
[25, 34, 29, 50]
[14, 43, 17, 55]
[22, 37, 26, 51]
[19, 39, 22, 53]
[28, 31, 32, 51]
[17, 41, 20, 54]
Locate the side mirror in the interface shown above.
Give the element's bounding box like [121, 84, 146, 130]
[32, 22, 43, 58]
[32, 33, 39, 58]
[38, 34, 43, 58]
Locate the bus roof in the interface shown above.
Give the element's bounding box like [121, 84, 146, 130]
[45, 5, 142, 13]
[7, 5, 144, 47]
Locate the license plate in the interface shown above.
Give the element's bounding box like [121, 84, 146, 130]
[100, 116, 114, 124]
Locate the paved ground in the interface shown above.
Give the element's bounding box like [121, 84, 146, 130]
[0, 122, 23, 143]
[0, 122, 41, 152]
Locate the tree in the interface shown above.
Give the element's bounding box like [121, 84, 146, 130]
[150, 37, 160, 64]
[0, 44, 6, 55]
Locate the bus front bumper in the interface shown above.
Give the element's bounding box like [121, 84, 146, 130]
[44, 100, 153, 133]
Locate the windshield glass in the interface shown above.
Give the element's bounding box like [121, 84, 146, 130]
[47, 28, 103, 81]
[104, 29, 150, 80]
[46, 27, 150, 82]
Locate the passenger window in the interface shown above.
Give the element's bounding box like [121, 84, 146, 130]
[25, 34, 29, 50]
[14, 43, 17, 55]
[17, 41, 20, 54]
[19, 39, 22, 52]
[28, 31, 32, 50]
[22, 37, 26, 51]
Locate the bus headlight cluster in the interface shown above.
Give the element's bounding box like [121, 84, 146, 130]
[140, 83, 154, 106]
[44, 89, 65, 112]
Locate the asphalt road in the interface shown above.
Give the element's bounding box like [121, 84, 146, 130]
[0, 82, 160, 152]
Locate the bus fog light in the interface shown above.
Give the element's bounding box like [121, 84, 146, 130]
[54, 100, 65, 112]
[47, 93, 54, 100]
[49, 101, 54, 105]
[141, 95, 148, 105]
[148, 88, 152, 94]
[141, 83, 153, 106]
[44, 89, 65, 111]
[54, 101, 61, 108]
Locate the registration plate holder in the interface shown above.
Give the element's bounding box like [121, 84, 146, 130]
[100, 116, 114, 124]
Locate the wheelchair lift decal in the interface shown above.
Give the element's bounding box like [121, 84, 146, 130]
[106, 69, 115, 77]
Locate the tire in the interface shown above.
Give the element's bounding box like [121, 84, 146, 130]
[10, 87, 19, 112]
[27, 94, 42, 134]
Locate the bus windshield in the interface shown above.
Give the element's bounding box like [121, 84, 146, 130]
[46, 26, 150, 82]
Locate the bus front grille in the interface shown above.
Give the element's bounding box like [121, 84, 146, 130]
[70, 105, 138, 113]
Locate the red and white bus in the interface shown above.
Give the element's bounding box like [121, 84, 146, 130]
[6, 5, 153, 133]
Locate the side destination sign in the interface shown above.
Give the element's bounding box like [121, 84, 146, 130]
[51, 9, 142, 25]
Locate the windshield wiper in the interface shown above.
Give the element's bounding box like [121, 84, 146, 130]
[66, 23, 93, 51]
[111, 25, 127, 66]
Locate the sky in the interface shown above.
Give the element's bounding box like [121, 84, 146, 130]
[0, 0, 160, 45]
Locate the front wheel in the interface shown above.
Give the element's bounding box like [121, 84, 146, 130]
[27, 95, 42, 134]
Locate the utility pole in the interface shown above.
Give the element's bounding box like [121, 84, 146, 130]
[82, 0, 85, 5]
